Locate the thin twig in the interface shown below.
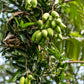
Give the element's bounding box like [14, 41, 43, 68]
[67, 61, 84, 64]
[26, 56, 28, 77]
[62, 0, 75, 3]
[2, 4, 13, 12]
[55, 61, 84, 64]
[52, 0, 54, 11]
[42, 9, 43, 15]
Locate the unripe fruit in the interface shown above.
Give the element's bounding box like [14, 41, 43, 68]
[58, 34, 62, 39]
[37, 20, 43, 27]
[45, 20, 50, 28]
[25, 78, 28, 84]
[47, 28, 54, 37]
[31, 0, 37, 8]
[36, 32, 42, 43]
[42, 30, 48, 38]
[56, 26, 61, 33]
[28, 80, 31, 84]
[51, 20, 56, 28]
[25, 4, 32, 10]
[51, 11, 59, 18]
[56, 18, 62, 25]
[42, 13, 50, 21]
[25, 4, 31, 10]
[31, 30, 40, 42]
[40, 25, 44, 29]
[26, 0, 31, 4]
[25, 0, 32, 10]
[48, 15, 53, 21]
[60, 23, 66, 29]
[28, 75, 33, 80]
[55, 34, 58, 38]
[19, 76, 25, 84]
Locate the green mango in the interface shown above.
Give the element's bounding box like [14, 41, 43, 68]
[26, 0, 31, 4]
[25, 4, 31, 10]
[24, 78, 28, 84]
[36, 32, 42, 43]
[45, 20, 50, 28]
[51, 20, 56, 28]
[42, 13, 50, 21]
[55, 34, 58, 38]
[48, 15, 53, 21]
[40, 25, 44, 29]
[58, 34, 62, 39]
[31, 30, 40, 42]
[25, 0, 32, 10]
[27, 75, 33, 84]
[60, 23, 66, 29]
[51, 11, 59, 18]
[56, 18, 62, 25]
[19, 76, 25, 84]
[37, 20, 43, 26]
[42, 29, 48, 38]
[28, 80, 31, 84]
[31, 0, 37, 8]
[56, 26, 61, 33]
[47, 28, 54, 37]
[28, 75, 33, 80]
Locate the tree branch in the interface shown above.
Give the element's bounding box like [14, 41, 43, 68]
[66, 61, 84, 64]
[2, 4, 13, 12]
[62, 0, 75, 3]
[52, 0, 54, 11]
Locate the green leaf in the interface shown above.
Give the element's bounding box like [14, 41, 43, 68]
[20, 20, 24, 26]
[17, 63, 25, 68]
[0, 1, 3, 13]
[21, 22, 34, 28]
[12, 15, 19, 26]
[80, 40, 84, 61]
[9, 73, 19, 82]
[70, 31, 82, 37]
[7, 24, 14, 34]
[26, 16, 32, 22]
[19, 33, 27, 43]
[66, 39, 81, 61]
[8, 70, 21, 82]
[6, 70, 14, 76]
[15, 49, 27, 57]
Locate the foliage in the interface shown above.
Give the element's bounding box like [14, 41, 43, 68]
[55, 38, 84, 61]
[0, 0, 84, 84]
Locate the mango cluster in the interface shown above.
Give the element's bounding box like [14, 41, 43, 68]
[25, 0, 37, 10]
[19, 75, 33, 84]
[31, 11, 66, 43]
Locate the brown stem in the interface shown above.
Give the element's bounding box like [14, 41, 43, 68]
[62, 0, 75, 3]
[49, 57, 51, 67]
[38, 45, 42, 51]
[56, 61, 84, 64]
[37, 77, 38, 83]
[26, 56, 28, 77]
[52, 0, 54, 11]
[67, 61, 84, 64]
[42, 9, 43, 15]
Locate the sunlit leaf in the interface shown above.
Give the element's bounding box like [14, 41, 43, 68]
[21, 22, 34, 28]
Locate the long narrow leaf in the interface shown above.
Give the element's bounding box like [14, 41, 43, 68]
[21, 22, 34, 28]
